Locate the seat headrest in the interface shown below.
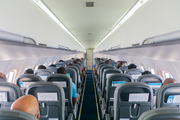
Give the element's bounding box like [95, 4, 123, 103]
[138, 107, 180, 120]
[108, 73, 134, 82]
[0, 109, 38, 120]
[0, 78, 6, 82]
[137, 74, 163, 83]
[34, 69, 53, 74]
[15, 74, 42, 86]
[125, 68, 143, 74]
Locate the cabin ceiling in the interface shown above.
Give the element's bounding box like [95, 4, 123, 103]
[42, 0, 137, 49]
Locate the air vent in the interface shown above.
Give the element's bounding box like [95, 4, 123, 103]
[86, 2, 94, 7]
[39, 43, 47, 46]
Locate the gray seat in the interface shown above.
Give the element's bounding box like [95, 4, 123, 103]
[26, 82, 72, 120]
[34, 69, 53, 81]
[0, 77, 6, 82]
[96, 61, 104, 75]
[0, 109, 38, 120]
[66, 68, 77, 89]
[137, 74, 163, 96]
[47, 66, 57, 74]
[15, 74, 42, 95]
[73, 64, 81, 74]
[46, 74, 75, 119]
[104, 74, 134, 118]
[66, 66, 80, 84]
[113, 82, 153, 120]
[156, 83, 180, 108]
[0, 82, 22, 108]
[99, 65, 115, 88]
[125, 69, 143, 81]
[138, 107, 180, 120]
[55, 63, 66, 68]
[119, 65, 128, 73]
[110, 62, 119, 66]
[101, 69, 122, 99]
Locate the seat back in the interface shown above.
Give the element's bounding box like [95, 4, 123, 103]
[46, 74, 73, 116]
[26, 82, 65, 120]
[0, 109, 38, 120]
[73, 64, 81, 73]
[119, 65, 128, 73]
[125, 69, 143, 81]
[0, 77, 6, 82]
[15, 74, 42, 95]
[55, 63, 66, 68]
[137, 74, 163, 96]
[66, 68, 77, 89]
[111, 62, 119, 66]
[114, 82, 153, 120]
[106, 74, 133, 116]
[0, 82, 22, 108]
[66, 66, 80, 86]
[138, 107, 180, 120]
[156, 83, 180, 108]
[99, 65, 114, 87]
[101, 69, 122, 98]
[47, 67, 57, 74]
[34, 69, 53, 81]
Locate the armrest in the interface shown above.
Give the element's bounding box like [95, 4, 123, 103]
[105, 114, 111, 120]
[67, 113, 73, 120]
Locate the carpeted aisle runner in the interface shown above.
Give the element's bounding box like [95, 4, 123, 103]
[77, 71, 101, 120]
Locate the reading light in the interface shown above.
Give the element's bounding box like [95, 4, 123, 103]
[95, 0, 149, 49]
[32, 0, 85, 49]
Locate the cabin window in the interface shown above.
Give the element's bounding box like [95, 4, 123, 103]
[140, 65, 145, 71]
[34, 65, 39, 71]
[48, 63, 52, 66]
[6, 70, 17, 83]
[149, 68, 155, 74]
[163, 71, 173, 79]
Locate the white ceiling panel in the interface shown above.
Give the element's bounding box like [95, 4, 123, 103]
[42, 0, 137, 48]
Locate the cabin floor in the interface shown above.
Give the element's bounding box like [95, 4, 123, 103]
[77, 71, 102, 120]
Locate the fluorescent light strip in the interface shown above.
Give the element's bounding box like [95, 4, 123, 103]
[95, 0, 148, 48]
[32, 0, 85, 49]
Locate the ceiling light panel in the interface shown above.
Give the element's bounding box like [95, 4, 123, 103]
[32, 0, 85, 49]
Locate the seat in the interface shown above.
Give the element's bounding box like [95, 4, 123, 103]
[113, 82, 153, 120]
[119, 65, 128, 73]
[99, 65, 115, 88]
[46, 74, 77, 119]
[137, 74, 163, 96]
[138, 107, 180, 120]
[0, 109, 38, 120]
[66, 66, 82, 94]
[104, 74, 134, 118]
[73, 64, 81, 74]
[66, 68, 77, 89]
[0, 77, 6, 82]
[55, 62, 66, 68]
[111, 62, 119, 67]
[47, 66, 57, 74]
[15, 74, 42, 95]
[101, 69, 122, 99]
[26, 82, 73, 120]
[156, 83, 180, 108]
[34, 69, 53, 81]
[125, 69, 143, 81]
[0, 82, 22, 108]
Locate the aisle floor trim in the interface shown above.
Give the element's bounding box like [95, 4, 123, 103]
[92, 73, 101, 120]
[78, 74, 87, 120]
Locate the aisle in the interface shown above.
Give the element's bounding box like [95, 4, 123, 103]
[77, 71, 102, 120]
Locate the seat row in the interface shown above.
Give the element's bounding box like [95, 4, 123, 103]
[0, 58, 86, 120]
[94, 58, 180, 120]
